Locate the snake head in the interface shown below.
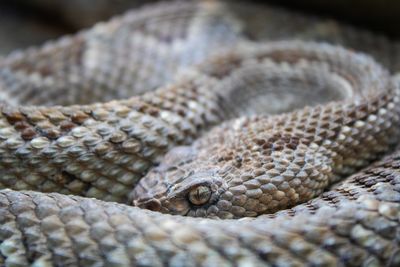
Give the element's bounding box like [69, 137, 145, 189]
[131, 146, 227, 216]
[132, 168, 225, 216]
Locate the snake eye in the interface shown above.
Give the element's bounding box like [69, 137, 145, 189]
[188, 185, 211, 205]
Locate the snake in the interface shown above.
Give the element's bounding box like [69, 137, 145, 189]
[0, 1, 400, 266]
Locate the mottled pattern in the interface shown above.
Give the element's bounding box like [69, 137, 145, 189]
[0, 1, 241, 105]
[0, 1, 400, 266]
[1, 153, 400, 266]
[133, 43, 400, 219]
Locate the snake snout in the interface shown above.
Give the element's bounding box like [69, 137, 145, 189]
[134, 198, 162, 212]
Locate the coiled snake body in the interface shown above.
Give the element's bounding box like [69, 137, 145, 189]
[1, 1, 400, 266]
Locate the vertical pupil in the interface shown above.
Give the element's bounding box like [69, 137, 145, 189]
[196, 189, 201, 200]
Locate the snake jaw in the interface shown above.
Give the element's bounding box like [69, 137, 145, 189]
[159, 197, 191, 216]
[133, 198, 162, 212]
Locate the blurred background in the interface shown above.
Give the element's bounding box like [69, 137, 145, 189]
[0, 0, 399, 55]
[266, 0, 400, 37]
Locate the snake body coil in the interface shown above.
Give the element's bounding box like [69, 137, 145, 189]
[0, 1, 400, 266]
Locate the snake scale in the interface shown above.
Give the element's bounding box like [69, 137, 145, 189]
[1, 1, 400, 266]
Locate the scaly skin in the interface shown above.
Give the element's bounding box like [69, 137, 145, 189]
[0, 1, 241, 105]
[133, 42, 400, 218]
[0, 1, 241, 203]
[0, 1, 400, 267]
[1, 153, 400, 266]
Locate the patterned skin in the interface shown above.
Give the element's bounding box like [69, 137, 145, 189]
[132, 43, 400, 218]
[0, 1, 400, 266]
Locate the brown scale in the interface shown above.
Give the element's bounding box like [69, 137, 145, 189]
[70, 111, 90, 125]
[2, 107, 39, 140]
[2, 106, 26, 124]
[20, 127, 37, 141]
[41, 128, 61, 140]
[59, 120, 77, 132]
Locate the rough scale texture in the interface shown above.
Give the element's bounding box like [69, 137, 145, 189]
[0, 1, 400, 266]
